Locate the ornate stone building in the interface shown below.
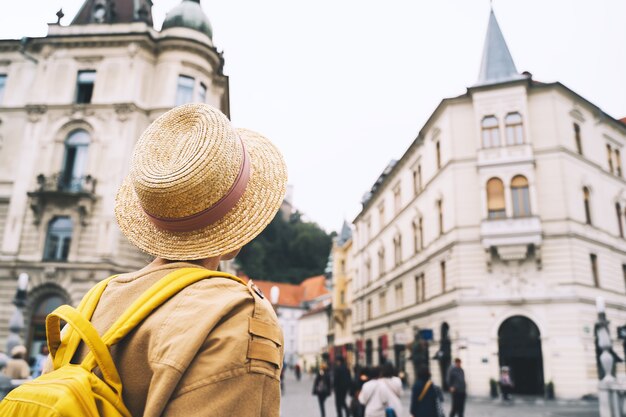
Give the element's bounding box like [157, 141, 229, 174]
[351, 9, 626, 398]
[0, 0, 229, 357]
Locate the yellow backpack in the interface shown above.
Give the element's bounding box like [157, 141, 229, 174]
[0, 268, 245, 417]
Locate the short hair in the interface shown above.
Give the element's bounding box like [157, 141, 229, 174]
[417, 367, 431, 381]
[381, 362, 395, 378]
[454, 358, 462, 363]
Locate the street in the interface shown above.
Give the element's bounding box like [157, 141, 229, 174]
[280, 371, 599, 417]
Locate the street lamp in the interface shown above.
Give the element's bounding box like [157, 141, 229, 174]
[6, 273, 29, 356]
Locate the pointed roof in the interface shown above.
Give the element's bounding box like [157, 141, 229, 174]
[336, 220, 352, 246]
[475, 9, 523, 86]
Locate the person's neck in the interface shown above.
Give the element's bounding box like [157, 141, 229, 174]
[145, 256, 223, 271]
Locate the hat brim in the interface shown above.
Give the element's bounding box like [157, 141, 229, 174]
[115, 128, 287, 260]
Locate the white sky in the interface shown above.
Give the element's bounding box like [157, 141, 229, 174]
[2, 1, 626, 232]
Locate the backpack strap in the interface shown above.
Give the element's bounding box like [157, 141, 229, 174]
[46, 305, 123, 399]
[81, 268, 245, 369]
[418, 380, 433, 402]
[53, 275, 117, 370]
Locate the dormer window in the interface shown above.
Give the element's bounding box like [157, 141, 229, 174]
[75, 70, 96, 104]
[481, 116, 500, 148]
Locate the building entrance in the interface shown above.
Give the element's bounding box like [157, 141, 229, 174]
[498, 315, 544, 395]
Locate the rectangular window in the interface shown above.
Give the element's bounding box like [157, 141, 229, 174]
[367, 299, 372, 320]
[378, 248, 385, 277]
[413, 221, 419, 254]
[0, 74, 6, 105]
[413, 165, 421, 196]
[378, 203, 385, 229]
[75, 70, 96, 104]
[198, 82, 207, 103]
[623, 264, 626, 294]
[393, 185, 401, 215]
[365, 260, 371, 285]
[441, 261, 446, 293]
[395, 283, 403, 309]
[590, 254, 599, 287]
[419, 217, 424, 250]
[438, 199, 443, 236]
[616, 149, 622, 177]
[379, 291, 386, 315]
[607, 144, 614, 174]
[340, 290, 345, 305]
[394, 236, 402, 267]
[617, 203, 624, 238]
[574, 123, 583, 155]
[415, 274, 425, 303]
[176, 75, 195, 106]
[436, 141, 441, 169]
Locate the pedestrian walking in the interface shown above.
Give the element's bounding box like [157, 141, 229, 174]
[351, 367, 370, 417]
[334, 355, 353, 417]
[295, 363, 302, 381]
[3, 346, 30, 380]
[410, 367, 444, 417]
[499, 366, 514, 402]
[447, 358, 467, 417]
[313, 364, 332, 417]
[4, 104, 287, 416]
[358, 363, 402, 417]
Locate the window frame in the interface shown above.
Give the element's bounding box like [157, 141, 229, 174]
[481, 116, 501, 148]
[75, 70, 96, 104]
[43, 217, 73, 262]
[511, 175, 531, 218]
[0, 73, 7, 105]
[486, 177, 506, 219]
[505, 112, 524, 145]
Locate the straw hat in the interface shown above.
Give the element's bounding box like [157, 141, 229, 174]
[115, 104, 287, 260]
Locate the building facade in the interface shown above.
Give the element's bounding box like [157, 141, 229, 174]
[351, 10, 626, 399]
[0, 0, 229, 358]
[328, 221, 356, 368]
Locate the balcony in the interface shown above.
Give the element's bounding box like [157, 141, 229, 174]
[27, 173, 97, 225]
[477, 143, 534, 168]
[481, 216, 542, 262]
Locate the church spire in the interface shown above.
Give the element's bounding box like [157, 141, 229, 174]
[475, 8, 523, 86]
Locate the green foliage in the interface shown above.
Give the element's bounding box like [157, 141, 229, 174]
[236, 211, 333, 284]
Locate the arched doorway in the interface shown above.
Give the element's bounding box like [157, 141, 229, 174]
[498, 315, 544, 395]
[27, 293, 67, 361]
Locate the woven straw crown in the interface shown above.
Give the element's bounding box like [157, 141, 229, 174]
[115, 103, 287, 260]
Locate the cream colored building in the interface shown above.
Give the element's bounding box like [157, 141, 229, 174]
[0, 0, 230, 358]
[328, 221, 356, 367]
[351, 10, 626, 399]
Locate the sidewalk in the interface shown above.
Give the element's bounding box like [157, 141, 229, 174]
[280, 371, 599, 417]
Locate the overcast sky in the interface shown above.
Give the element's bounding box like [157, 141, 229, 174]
[2, 1, 626, 232]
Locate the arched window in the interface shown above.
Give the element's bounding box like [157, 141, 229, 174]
[583, 186, 592, 225]
[511, 176, 530, 217]
[43, 217, 73, 261]
[487, 178, 506, 219]
[393, 234, 402, 266]
[482, 116, 500, 148]
[505, 112, 524, 145]
[61, 130, 90, 191]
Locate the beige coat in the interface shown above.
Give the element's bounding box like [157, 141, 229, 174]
[74, 262, 284, 417]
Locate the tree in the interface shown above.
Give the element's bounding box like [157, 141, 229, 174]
[236, 211, 332, 284]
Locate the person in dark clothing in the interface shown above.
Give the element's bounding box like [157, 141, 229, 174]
[313, 364, 332, 417]
[351, 366, 369, 417]
[333, 356, 352, 417]
[410, 367, 443, 417]
[446, 358, 467, 417]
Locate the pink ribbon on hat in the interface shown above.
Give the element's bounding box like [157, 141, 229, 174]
[143, 141, 251, 233]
